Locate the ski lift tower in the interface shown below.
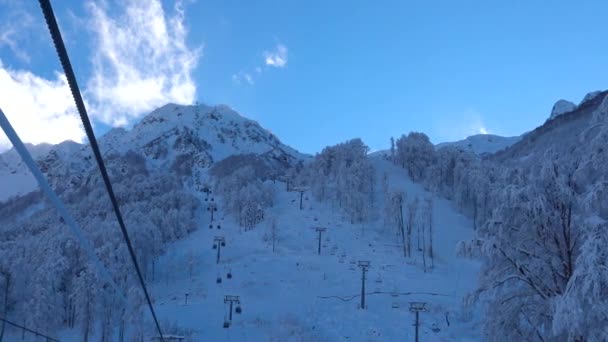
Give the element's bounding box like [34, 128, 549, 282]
[358, 261, 371, 309]
[291, 186, 308, 210]
[314, 227, 327, 255]
[213, 236, 226, 264]
[223, 295, 242, 328]
[409, 301, 427, 342]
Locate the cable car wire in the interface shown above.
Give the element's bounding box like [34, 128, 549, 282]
[37, 0, 164, 340]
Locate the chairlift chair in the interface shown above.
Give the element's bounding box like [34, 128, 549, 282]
[216, 277, 222, 284]
[209, 224, 213, 229]
[235, 306, 242, 314]
[227, 272, 232, 279]
[217, 224, 221, 229]
[223, 321, 230, 328]
[221, 241, 226, 247]
[213, 244, 217, 249]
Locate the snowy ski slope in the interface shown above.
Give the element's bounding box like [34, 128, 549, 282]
[144, 156, 481, 341]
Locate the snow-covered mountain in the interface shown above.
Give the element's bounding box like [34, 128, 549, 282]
[0, 103, 304, 201]
[436, 134, 521, 155]
[0, 103, 483, 341]
[491, 89, 608, 167]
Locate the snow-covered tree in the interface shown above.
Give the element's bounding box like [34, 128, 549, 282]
[477, 158, 584, 340]
[214, 165, 274, 229]
[298, 138, 375, 223]
[553, 222, 608, 341]
[395, 132, 435, 181]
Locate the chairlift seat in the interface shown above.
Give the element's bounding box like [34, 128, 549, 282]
[223, 321, 230, 328]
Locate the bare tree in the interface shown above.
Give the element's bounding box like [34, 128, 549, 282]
[270, 218, 278, 254]
[422, 214, 427, 273]
[0, 268, 9, 341]
[425, 197, 435, 269]
[408, 197, 419, 256]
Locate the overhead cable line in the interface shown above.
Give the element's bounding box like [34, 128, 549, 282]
[0, 107, 125, 304]
[37, 1, 164, 340]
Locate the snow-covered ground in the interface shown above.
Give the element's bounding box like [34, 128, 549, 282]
[133, 157, 482, 341]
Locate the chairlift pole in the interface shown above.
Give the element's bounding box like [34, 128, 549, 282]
[358, 261, 370, 309]
[224, 295, 241, 324]
[208, 203, 217, 222]
[315, 227, 326, 255]
[409, 302, 427, 342]
[229, 300, 233, 321]
[214, 236, 225, 264]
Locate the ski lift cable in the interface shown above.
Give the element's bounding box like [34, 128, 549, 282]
[316, 291, 455, 302]
[37, 0, 164, 340]
[0, 107, 126, 305]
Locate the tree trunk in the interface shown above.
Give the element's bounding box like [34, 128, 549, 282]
[0, 273, 9, 342]
[422, 222, 427, 273]
[398, 202, 406, 257]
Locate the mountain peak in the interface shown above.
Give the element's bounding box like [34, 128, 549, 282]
[580, 90, 603, 106]
[550, 99, 577, 120]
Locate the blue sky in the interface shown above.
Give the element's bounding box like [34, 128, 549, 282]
[0, 0, 607, 153]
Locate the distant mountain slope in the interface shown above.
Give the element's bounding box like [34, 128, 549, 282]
[0, 103, 305, 201]
[436, 134, 521, 155]
[490, 89, 608, 166]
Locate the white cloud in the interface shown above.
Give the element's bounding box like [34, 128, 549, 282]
[231, 74, 241, 85]
[232, 72, 254, 86]
[0, 5, 36, 63]
[0, 0, 201, 151]
[0, 61, 86, 150]
[264, 44, 288, 68]
[86, 0, 201, 126]
[243, 73, 254, 85]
